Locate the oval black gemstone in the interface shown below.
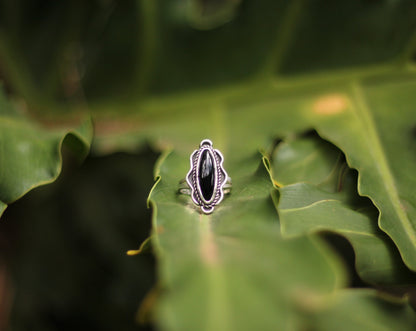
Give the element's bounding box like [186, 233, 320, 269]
[199, 150, 215, 201]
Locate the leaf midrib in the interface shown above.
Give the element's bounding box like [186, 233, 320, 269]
[198, 216, 231, 331]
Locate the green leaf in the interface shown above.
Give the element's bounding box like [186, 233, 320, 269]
[310, 81, 416, 271]
[93, 76, 416, 275]
[94, 77, 416, 275]
[270, 134, 416, 283]
[271, 134, 342, 189]
[186, 0, 242, 30]
[304, 289, 416, 331]
[0, 200, 6, 216]
[150, 148, 416, 330]
[149, 150, 346, 330]
[0, 91, 93, 217]
[3, 1, 416, 328]
[278, 183, 415, 284]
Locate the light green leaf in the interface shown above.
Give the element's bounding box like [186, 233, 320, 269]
[3, 1, 416, 328]
[0, 201, 6, 216]
[304, 289, 416, 331]
[94, 77, 416, 275]
[278, 183, 415, 284]
[0, 91, 93, 217]
[271, 135, 342, 189]
[309, 81, 416, 270]
[149, 150, 346, 331]
[149, 147, 416, 330]
[269, 134, 415, 283]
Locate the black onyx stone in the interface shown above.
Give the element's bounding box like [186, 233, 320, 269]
[199, 150, 215, 201]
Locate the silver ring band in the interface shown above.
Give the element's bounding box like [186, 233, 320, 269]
[179, 139, 231, 214]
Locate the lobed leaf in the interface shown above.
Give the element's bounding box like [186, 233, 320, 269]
[0, 90, 93, 217]
[304, 289, 416, 331]
[271, 135, 341, 188]
[269, 134, 416, 283]
[311, 81, 416, 271]
[278, 183, 416, 284]
[2, 1, 416, 328]
[149, 150, 345, 330]
[149, 147, 416, 330]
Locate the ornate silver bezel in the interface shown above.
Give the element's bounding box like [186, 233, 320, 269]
[186, 139, 228, 214]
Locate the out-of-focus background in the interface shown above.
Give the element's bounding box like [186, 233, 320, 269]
[0, 149, 157, 330]
[1, 0, 415, 111]
[1, 0, 416, 330]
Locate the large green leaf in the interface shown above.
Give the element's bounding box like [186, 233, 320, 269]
[303, 289, 416, 331]
[2, 1, 416, 329]
[269, 134, 416, 283]
[278, 183, 415, 284]
[149, 150, 345, 330]
[271, 135, 342, 188]
[149, 148, 416, 330]
[310, 81, 416, 271]
[95, 76, 416, 269]
[90, 3, 416, 277]
[0, 90, 92, 217]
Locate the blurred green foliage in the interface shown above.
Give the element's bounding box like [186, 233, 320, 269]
[0, 150, 157, 330]
[1, 0, 416, 330]
[1, 0, 416, 109]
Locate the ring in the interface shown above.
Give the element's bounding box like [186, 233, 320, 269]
[179, 139, 231, 214]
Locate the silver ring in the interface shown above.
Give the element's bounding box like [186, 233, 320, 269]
[179, 139, 231, 214]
